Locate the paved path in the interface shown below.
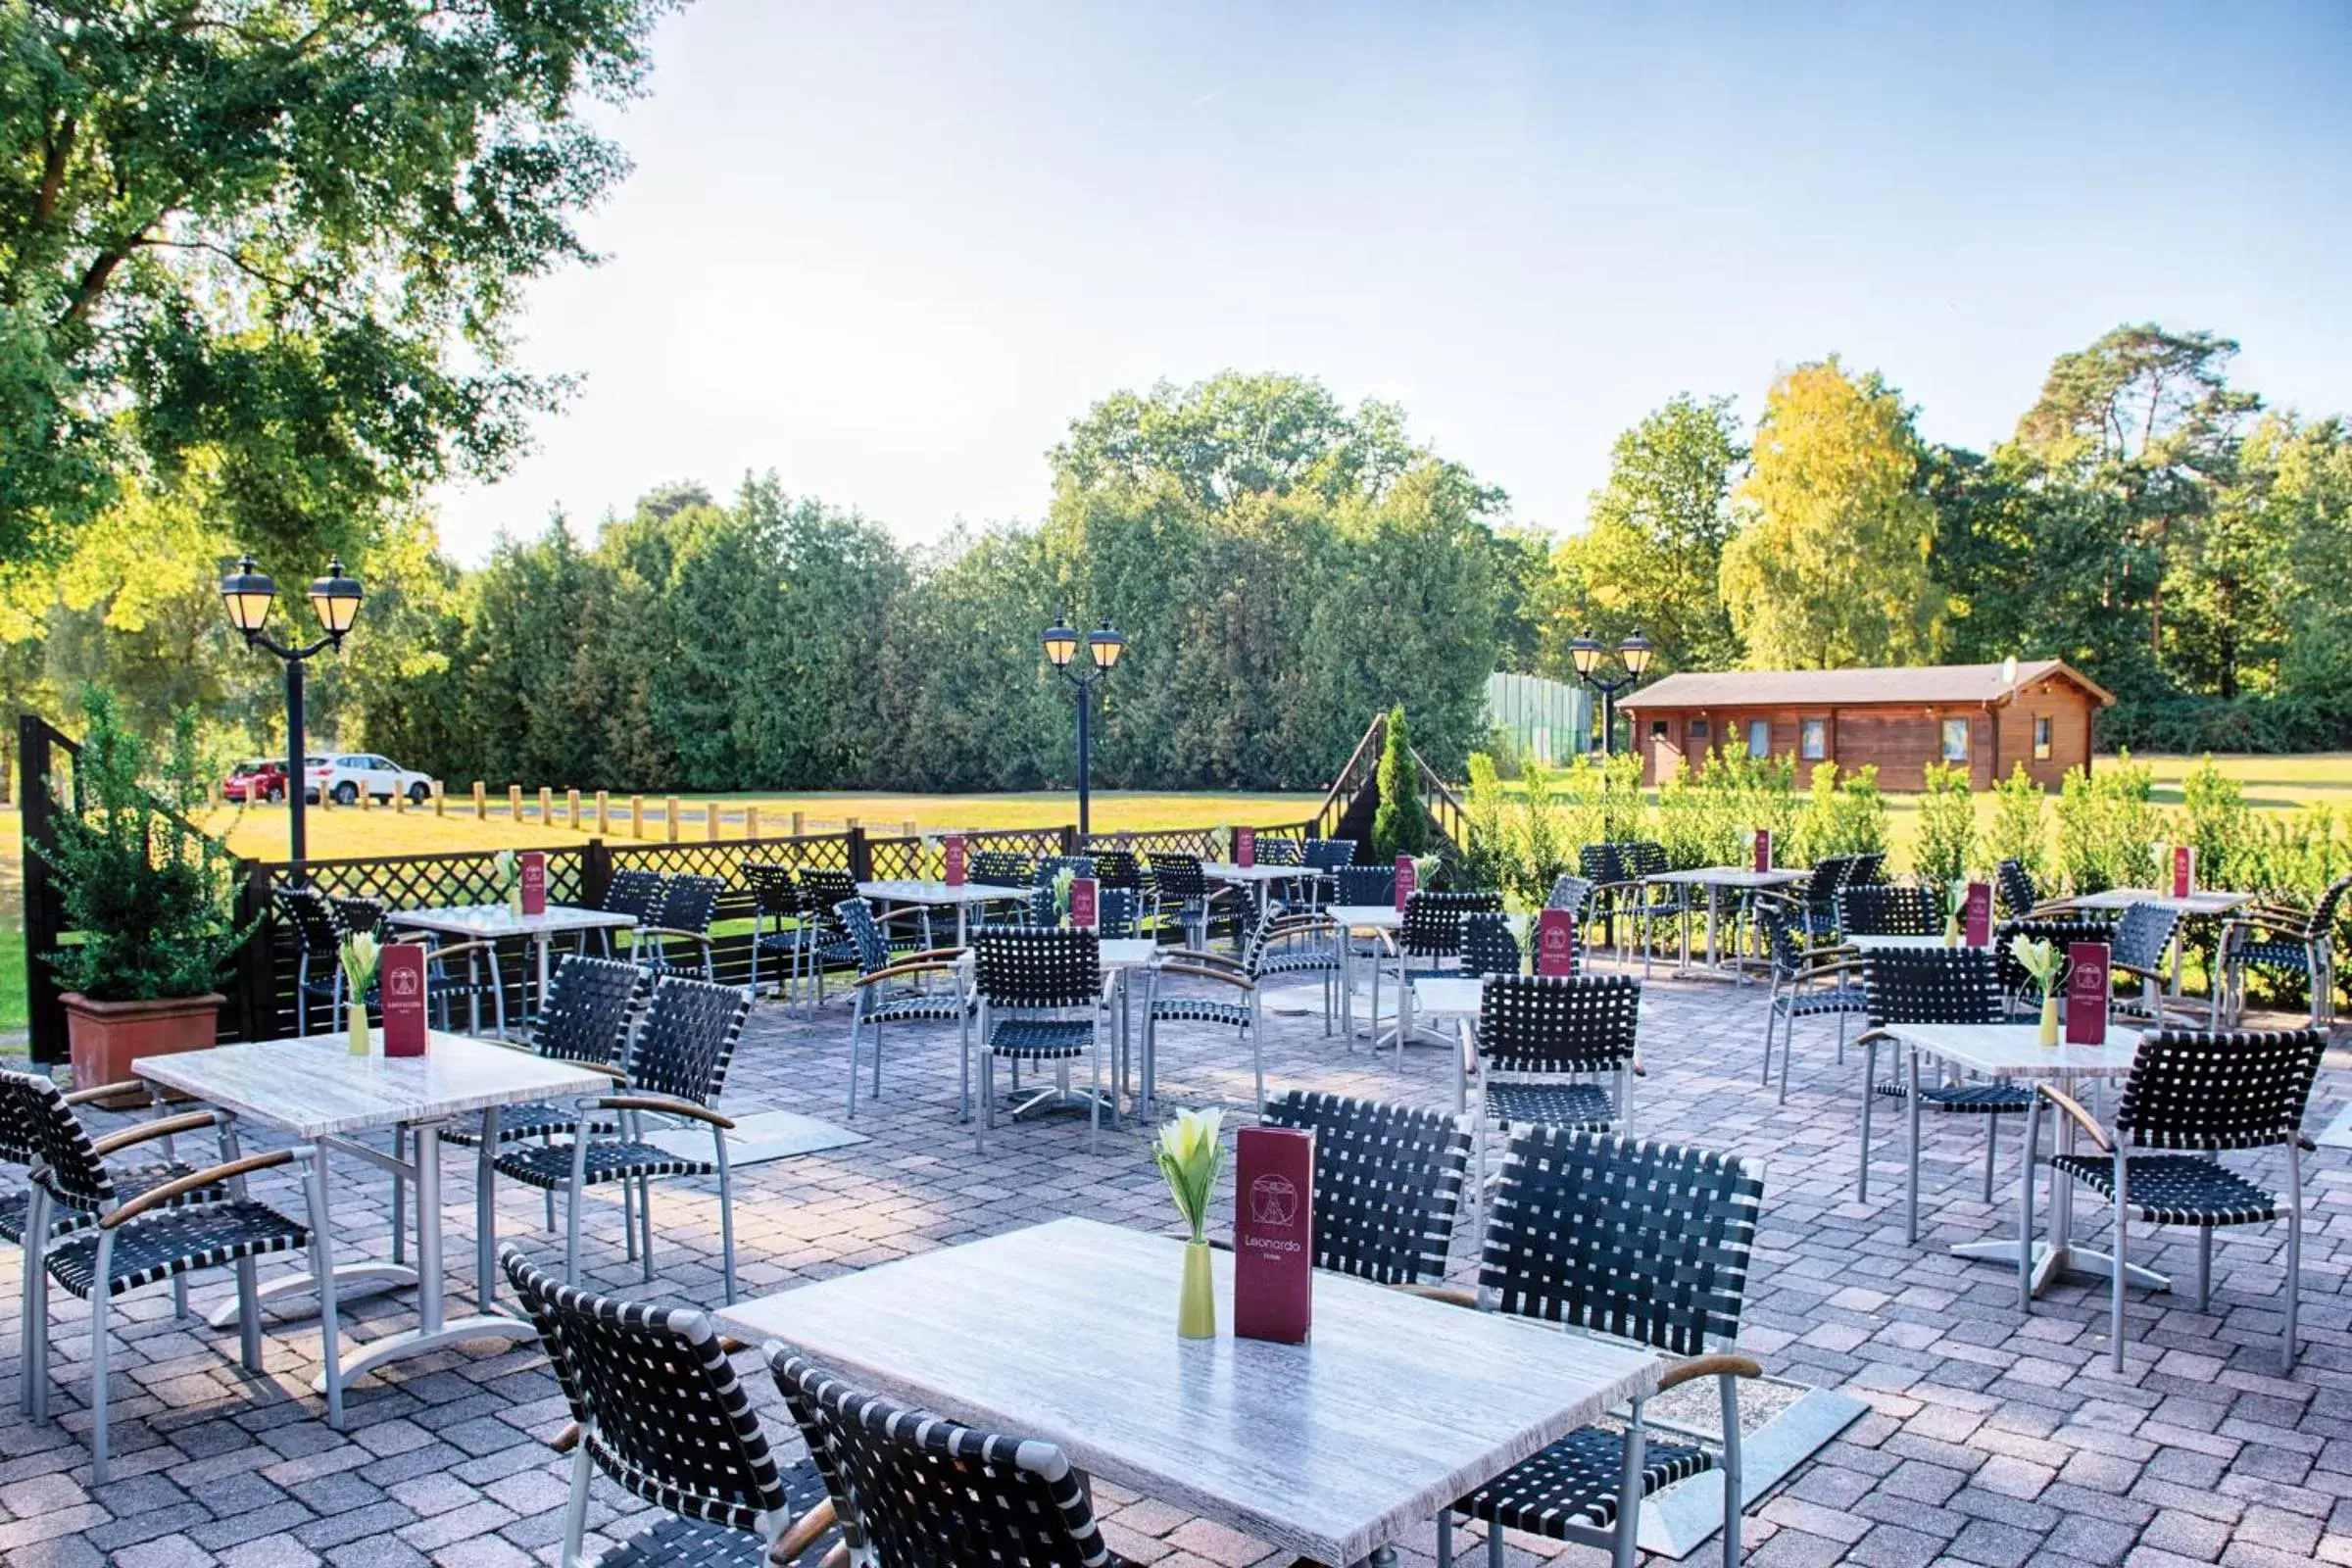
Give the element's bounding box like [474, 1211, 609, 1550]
[1, 965, 2344, 1567]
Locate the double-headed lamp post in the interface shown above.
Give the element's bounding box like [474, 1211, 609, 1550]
[220, 554, 364, 874]
[1042, 615, 1126, 837]
[1568, 626, 1654, 758]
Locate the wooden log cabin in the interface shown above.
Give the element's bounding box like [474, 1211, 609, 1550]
[1615, 659, 2113, 792]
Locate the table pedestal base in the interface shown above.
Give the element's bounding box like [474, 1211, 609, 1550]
[310, 1311, 539, 1395]
[205, 1262, 416, 1329]
[1950, 1238, 2170, 1298]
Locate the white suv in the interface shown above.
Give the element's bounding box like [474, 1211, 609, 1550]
[306, 753, 435, 806]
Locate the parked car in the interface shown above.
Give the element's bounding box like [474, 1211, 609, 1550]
[305, 753, 435, 806]
[220, 759, 290, 804]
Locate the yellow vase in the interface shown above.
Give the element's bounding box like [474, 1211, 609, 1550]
[348, 1009, 370, 1057]
[1943, 913, 1960, 947]
[1177, 1239, 1216, 1340]
[2037, 993, 2060, 1047]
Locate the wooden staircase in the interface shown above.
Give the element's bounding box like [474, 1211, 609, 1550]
[1308, 712, 1465, 854]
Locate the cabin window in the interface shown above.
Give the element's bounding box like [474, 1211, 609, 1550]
[1689, 719, 1709, 741]
[1941, 717, 1971, 762]
[1800, 716, 1828, 760]
[2034, 714, 2053, 760]
[1746, 719, 1771, 759]
[1649, 719, 1669, 739]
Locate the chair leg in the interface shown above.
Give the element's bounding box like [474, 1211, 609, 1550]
[1984, 1112, 2000, 1204]
[1758, 1007, 1776, 1088]
[1778, 1011, 1795, 1104]
[1437, 1511, 1453, 1568]
[2018, 1097, 2039, 1313]
[562, 1443, 594, 1567]
[1489, 1513, 1505, 1567]
[716, 1127, 737, 1305]
[390, 1125, 407, 1266]
[639, 1174, 655, 1285]
[2283, 1142, 2303, 1374]
[1720, 1372, 1745, 1568]
[88, 1286, 111, 1485]
[846, 1012, 862, 1118]
[1611, 1404, 1647, 1568]
[1857, 1038, 1877, 1201]
[2110, 1158, 2130, 1374]
[2195, 1226, 2212, 1312]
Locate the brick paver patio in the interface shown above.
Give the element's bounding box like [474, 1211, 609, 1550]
[3, 958, 2345, 1567]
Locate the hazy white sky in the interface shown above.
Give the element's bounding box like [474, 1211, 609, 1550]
[428, 0, 2352, 564]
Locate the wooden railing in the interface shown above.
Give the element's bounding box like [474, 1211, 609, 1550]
[1308, 712, 1464, 851]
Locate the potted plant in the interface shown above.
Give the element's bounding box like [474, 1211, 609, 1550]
[41, 689, 253, 1100]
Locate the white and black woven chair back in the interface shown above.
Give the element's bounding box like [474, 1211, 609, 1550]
[2113, 1028, 2326, 1152]
[1995, 918, 2110, 995]
[1333, 864, 1395, 906]
[1148, 852, 1206, 898]
[972, 926, 1102, 1009]
[1034, 856, 1097, 889]
[1578, 843, 1626, 886]
[1760, 902, 1812, 980]
[0, 1067, 46, 1169]
[968, 850, 1033, 887]
[626, 977, 750, 1105]
[1544, 874, 1596, 919]
[1460, 911, 1523, 978]
[1481, 1126, 1764, 1356]
[536, 956, 647, 1066]
[328, 893, 386, 941]
[2111, 903, 2181, 974]
[770, 1352, 1115, 1568]
[602, 868, 665, 922]
[1995, 858, 2040, 919]
[1250, 836, 1302, 867]
[2312, 874, 2352, 931]
[502, 1247, 788, 1532]
[272, 883, 342, 955]
[1085, 848, 1143, 889]
[1096, 888, 1140, 939]
[1261, 1090, 1469, 1286]
[796, 867, 857, 918]
[832, 899, 894, 977]
[1477, 974, 1640, 1074]
[655, 874, 724, 935]
[1862, 948, 2002, 1026]
[1400, 890, 1503, 959]
[1302, 837, 1357, 873]
[1848, 852, 1888, 886]
[0, 1071, 117, 1214]
[1802, 856, 1857, 915]
[744, 861, 799, 918]
[1838, 884, 1941, 938]
[1618, 841, 1670, 881]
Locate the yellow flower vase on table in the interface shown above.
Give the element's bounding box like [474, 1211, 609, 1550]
[1154, 1108, 1225, 1341]
[340, 934, 379, 1056]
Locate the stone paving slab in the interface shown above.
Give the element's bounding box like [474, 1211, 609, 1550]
[3, 954, 2347, 1566]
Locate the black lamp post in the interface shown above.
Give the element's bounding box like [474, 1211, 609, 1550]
[1568, 626, 1654, 757]
[220, 554, 363, 875]
[1042, 615, 1125, 836]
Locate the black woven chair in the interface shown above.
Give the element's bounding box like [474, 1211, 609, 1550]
[1996, 858, 2050, 920]
[967, 850, 1040, 926]
[1459, 911, 1522, 980]
[1437, 1127, 1767, 1568]
[502, 1247, 835, 1567]
[1838, 883, 1941, 938]
[770, 1349, 1126, 1568]
[1847, 852, 1888, 886]
[2221, 874, 2348, 1029]
[1578, 843, 1630, 954]
[3, 1072, 337, 1483]
[745, 861, 815, 1003]
[587, 867, 665, 959]
[797, 867, 862, 1004]
[1259, 1090, 1470, 1287]
[837, 898, 972, 1120]
[1796, 854, 1859, 940]
[1251, 835, 1304, 867]
[274, 882, 352, 1034]
[411, 935, 512, 1037]
[1148, 853, 1211, 947]
[1463, 974, 1642, 1200]
[1544, 873, 1597, 923]
[1399, 891, 1503, 976]
[441, 956, 643, 1152]
[972, 926, 1108, 1152]
[637, 873, 724, 981]
[1855, 948, 2026, 1238]
[488, 975, 750, 1299]
[1333, 863, 1396, 907]
[1616, 841, 1693, 973]
[327, 893, 387, 943]
[1302, 837, 1358, 874]
[2107, 901, 2192, 1025]
[1144, 909, 1335, 1112]
[2022, 1027, 2325, 1373]
[1757, 899, 1867, 1104]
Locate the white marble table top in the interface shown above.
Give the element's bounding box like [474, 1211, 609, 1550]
[718, 1217, 1660, 1567]
[133, 1033, 611, 1139]
[856, 879, 1031, 906]
[1326, 904, 1402, 931]
[1646, 866, 1810, 889]
[1408, 977, 1488, 1016]
[1848, 933, 1966, 953]
[1098, 938, 1162, 970]
[2063, 888, 2254, 915]
[386, 903, 636, 938]
[1879, 1022, 2143, 1080]
[1202, 863, 1325, 883]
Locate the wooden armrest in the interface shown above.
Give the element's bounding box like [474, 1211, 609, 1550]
[550, 1421, 580, 1453]
[65, 1079, 150, 1106]
[90, 1109, 223, 1156]
[2035, 1085, 2113, 1152]
[855, 958, 967, 989]
[718, 1335, 750, 1355]
[1155, 963, 1251, 990]
[2113, 960, 2166, 982]
[1793, 959, 1863, 983]
[103, 1150, 298, 1228]
[818, 1541, 850, 1568]
[770, 1500, 839, 1564]
[599, 1097, 736, 1131]
[1393, 1283, 1479, 1308]
[900, 946, 969, 964]
[576, 1060, 628, 1080]
[1657, 1353, 1765, 1392]
[422, 939, 504, 965]
[636, 926, 714, 946]
[1158, 948, 1242, 967]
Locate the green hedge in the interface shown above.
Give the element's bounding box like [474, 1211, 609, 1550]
[2099, 695, 2352, 755]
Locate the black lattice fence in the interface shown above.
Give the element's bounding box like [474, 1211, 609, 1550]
[866, 826, 1070, 882]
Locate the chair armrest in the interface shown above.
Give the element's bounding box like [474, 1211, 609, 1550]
[2034, 1085, 2113, 1152]
[770, 1500, 839, 1564]
[1657, 1353, 1765, 1392]
[899, 947, 970, 965]
[2113, 960, 2167, 983]
[550, 1421, 580, 1453]
[818, 1541, 851, 1568]
[854, 958, 967, 989]
[1157, 949, 1243, 969]
[1794, 959, 1864, 983]
[598, 1096, 736, 1131]
[637, 926, 714, 947]
[102, 1149, 299, 1228]
[1392, 1282, 1479, 1308]
[1155, 963, 1252, 990]
[90, 1109, 224, 1156]
[65, 1079, 151, 1106]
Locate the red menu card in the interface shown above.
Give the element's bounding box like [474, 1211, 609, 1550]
[1234, 1125, 1314, 1344]
[944, 835, 966, 887]
[1069, 877, 1099, 930]
[1536, 908, 1577, 976]
[1753, 828, 1773, 872]
[2171, 845, 2194, 900]
[1236, 826, 1255, 868]
[1394, 855, 1416, 911]
[380, 943, 428, 1057]
[519, 851, 547, 916]
[1963, 882, 1991, 947]
[2065, 942, 2110, 1046]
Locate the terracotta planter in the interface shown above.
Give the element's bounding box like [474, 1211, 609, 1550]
[61, 992, 225, 1107]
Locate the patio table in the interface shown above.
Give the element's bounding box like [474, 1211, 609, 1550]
[386, 904, 638, 1025]
[134, 1032, 609, 1396]
[855, 878, 1031, 946]
[1645, 867, 1809, 983]
[717, 1216, 1662, 1568]
[2061, 887, 2256, 1022]
[1407, 975, 1487, 1112]
[1877, 1021, 2149, 1298]
[1327, 904, 1402, 1045]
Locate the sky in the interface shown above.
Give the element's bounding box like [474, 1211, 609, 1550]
[427, 0, 2352, 564]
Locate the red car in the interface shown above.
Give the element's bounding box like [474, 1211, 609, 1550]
[221, 759, 290, 803]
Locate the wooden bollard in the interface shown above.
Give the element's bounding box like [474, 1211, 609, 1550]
[509, 784, 523, 821]
[472, 781, 486, 819]
[791, 809, 805, 837]
[746, 805, 760, 840]
[596, 789, 611, 834]
[630, 795, 645, 839]
[705, 802, 718, 842]
[666, 796, 681, 843]
[433, 780, 445, 816]
[538, 786, 553, 826]
[393, 788, 405, 814]
[903, 819, 917, 838]
[566, 788, 580, 829]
